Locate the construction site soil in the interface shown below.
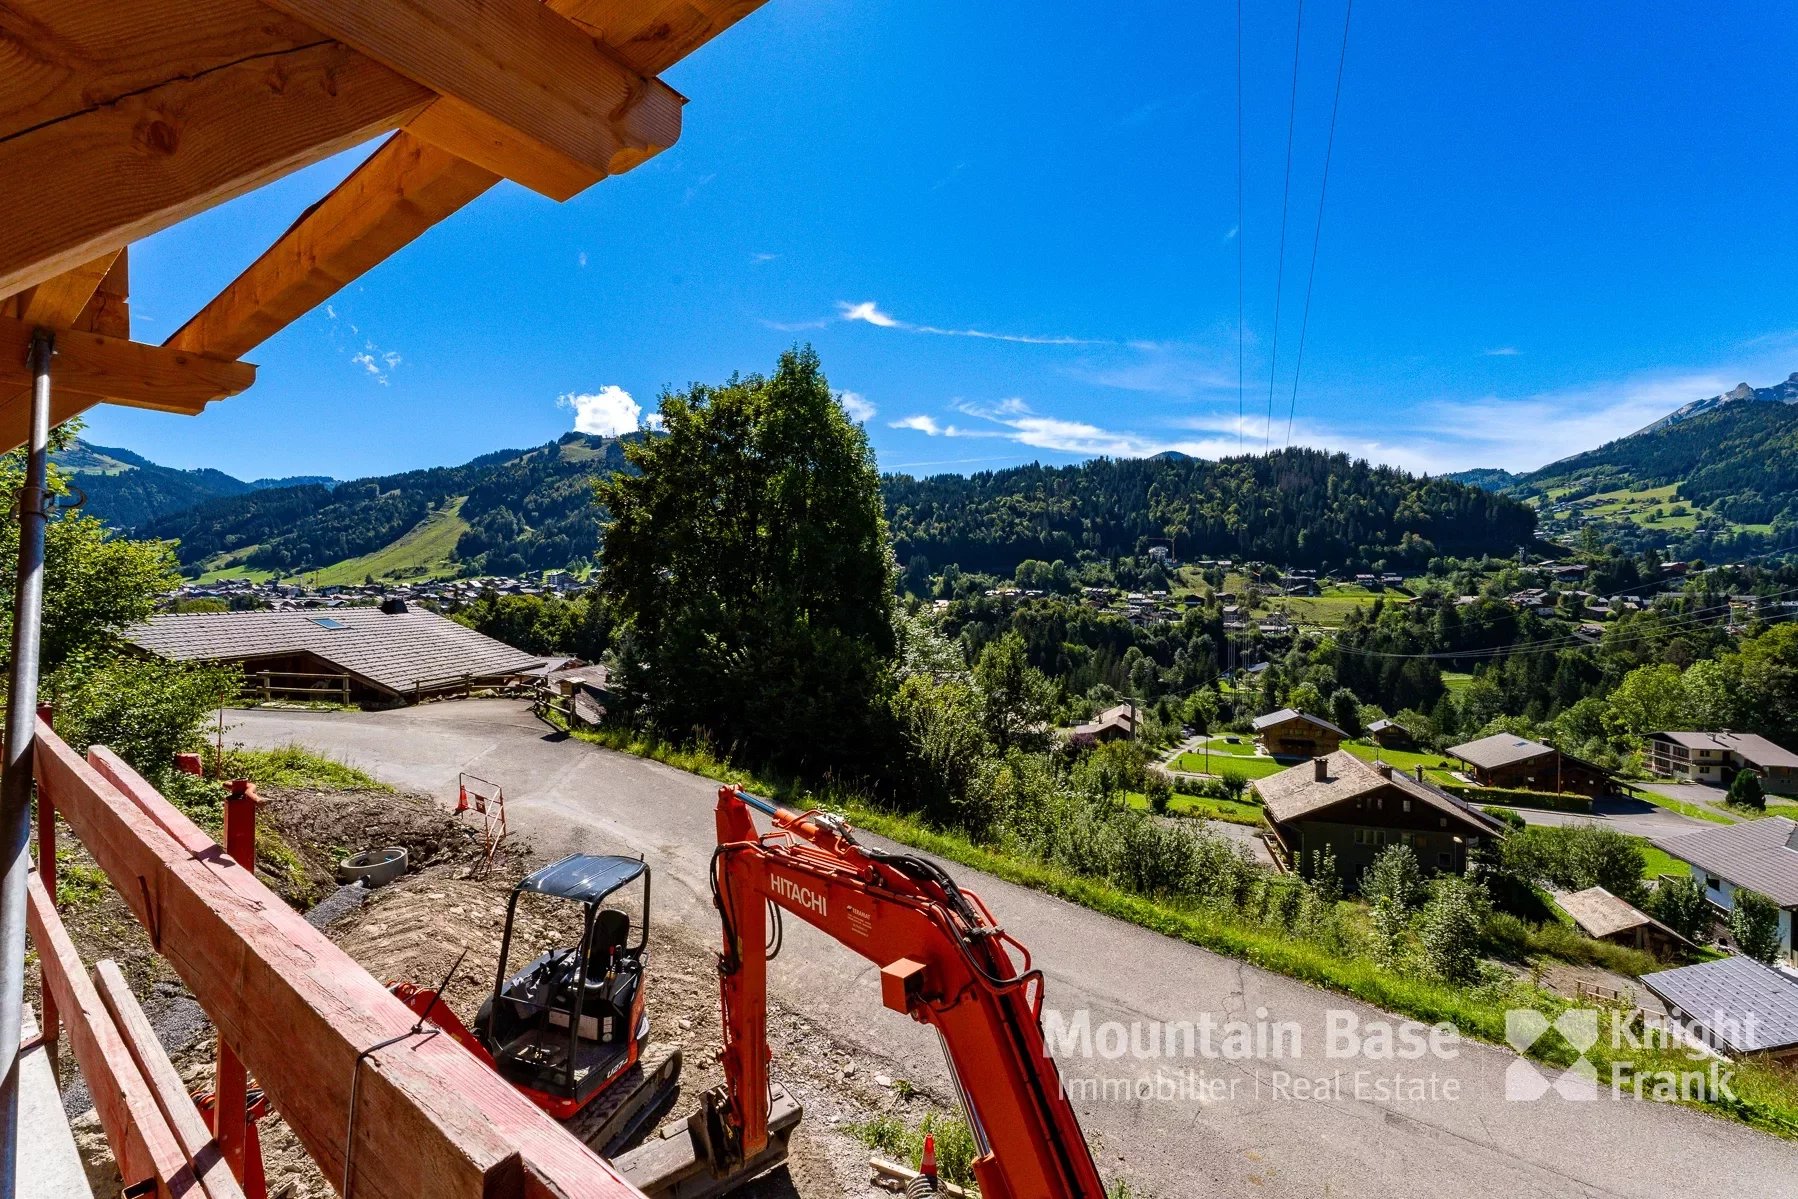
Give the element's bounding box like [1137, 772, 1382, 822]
[39, 780, 960, 1197]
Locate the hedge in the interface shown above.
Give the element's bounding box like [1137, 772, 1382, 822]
[1439, 783, 1594, 814]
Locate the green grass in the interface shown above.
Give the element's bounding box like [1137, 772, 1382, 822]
[1173, 751, 1285, 780]
[307, 496, 471, 587]
[210, 743, 391, 791]
[1340, 740, 1461, 784]
[1637, 789, 1737, 825]
[1124, 790, 1264, 825]
[1634, 840, 1686, 881]
[1440, 671, 1475, 694]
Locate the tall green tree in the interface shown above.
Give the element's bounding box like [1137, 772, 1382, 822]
[1727, 769, 1767, 812]
[595, 347, 896, 774]
[972, 632, 1055, 753]
[1730, 889, 1782, 963]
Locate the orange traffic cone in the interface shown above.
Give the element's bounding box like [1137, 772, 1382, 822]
[919, 1133, 937, 1179]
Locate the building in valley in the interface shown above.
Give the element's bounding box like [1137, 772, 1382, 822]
[1447, 733, 1614, 796]
[1646, 731, 1798, 796]
[1252, 708, 1347, 758]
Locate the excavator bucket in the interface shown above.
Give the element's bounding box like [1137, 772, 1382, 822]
[610, 1084, 802, 1199]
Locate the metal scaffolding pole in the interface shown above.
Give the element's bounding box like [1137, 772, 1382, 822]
[0, 330, 52, 1195]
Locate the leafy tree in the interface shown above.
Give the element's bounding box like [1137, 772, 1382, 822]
[49, 654, 238, 777]
[1730, 889, 1782, 963]
[1727, 769, 1767, 812]
[1649, 874, 1710, 943]
[595, 347, 896, 775]
[1603, 663, 1690, 738]
[1362, 844, 1426, 911]
[1327, 687, 1362, 737]
[1501, 825, 1646, 904]
[1143, 771, 1173, 815]
[974, 633, 1056, 753]
[889, 673, 988, 827]
[1419, 875, 1489, 984]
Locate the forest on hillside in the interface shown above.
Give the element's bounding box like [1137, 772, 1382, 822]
[882, 448, 1538, 577]
[1526, 403, 1798, 525]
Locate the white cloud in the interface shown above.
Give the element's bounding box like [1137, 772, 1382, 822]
[835, 299, 1099, 346]
[890, 415, 947, 436]
[643, 411, 666, 432]
[751, 251, 779, 264]
[560, 385, 647, 436]
[762, 317, 830, 332]
[1483, 346, 1519, 356]
[1224, 225, 1239, 241]
[839, 300, 900, 328]
[577, 250, 589, 268]
[837, 391, 876, 422]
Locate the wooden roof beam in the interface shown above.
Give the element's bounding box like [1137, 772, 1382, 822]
[260, 0, 685, 200]
[0, 317, 254, 414]
[0, 36, 431, 300]
[2, 251, 121, 328]
[166, 0, 767, 359]
[167, 134, 497, 359]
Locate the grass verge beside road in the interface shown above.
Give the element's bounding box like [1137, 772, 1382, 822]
[558, 719, 1798, 1138]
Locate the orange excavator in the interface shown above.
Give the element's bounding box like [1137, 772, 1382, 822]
[397, 785, 1106, 1197]
[626, 784, 1108, 1198]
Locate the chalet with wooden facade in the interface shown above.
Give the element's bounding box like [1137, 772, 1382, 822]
[1447, 733, 1614, 796]
[1065, 703, 1137, 744]
[1647, 731, 1798, 796]
[1253, 752, 1506, 889]
[1365, 719, 1416, 751]
[1252, 708, 1347, 758]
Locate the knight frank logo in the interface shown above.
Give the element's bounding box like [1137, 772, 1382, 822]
[1504, 1009, 1598, 1101]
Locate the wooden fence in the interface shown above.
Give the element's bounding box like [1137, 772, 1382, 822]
[244, 669, 351, 704]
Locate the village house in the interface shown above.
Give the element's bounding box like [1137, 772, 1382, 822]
[1065, 702, 1137, 743]
[1654, 817, 1798, 967]
[1365, 719, 1416, 751]
[1254, 753, 1506, 888]
[1646, 731, 1798, 796]
[127, 603, 545, 704]
[1446, 733, 1614, 796]
[1253, 709, 1348, 758]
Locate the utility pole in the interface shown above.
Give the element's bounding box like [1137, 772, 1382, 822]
[0, 331, 54, 1190]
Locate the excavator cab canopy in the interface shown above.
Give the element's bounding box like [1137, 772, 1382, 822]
[518, 853, 646, 903]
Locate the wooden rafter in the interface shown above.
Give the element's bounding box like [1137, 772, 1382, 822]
[167, 134, 498, 359]
[3, 251, 120, 328]
[168, 0, 766, 361]
[0, 317, 254, 414]
[262, 0, 685, 200]
[0, 0, 769, 453]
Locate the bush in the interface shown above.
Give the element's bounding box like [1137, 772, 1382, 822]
[1143, 772, 1174, 815]
[1362, 844, 1426, 911]
[1650, 874, 1710, 943]
[1219, 770, 1248, 801]
[1482, 805, 1526, 831]
[1728, 770, 1767, 812]
[1499, 825, 1646, 904]
[1731, 889, 1782, 963]
[1420, 875, 1490, 984]
[48, 654, 238, 782]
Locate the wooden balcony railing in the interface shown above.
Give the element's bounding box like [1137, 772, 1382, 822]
[28, 718, 647, 1199]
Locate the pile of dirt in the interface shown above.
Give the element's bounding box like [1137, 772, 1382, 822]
[251, 783, 481, 908]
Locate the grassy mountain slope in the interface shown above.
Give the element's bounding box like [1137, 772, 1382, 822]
[144, 433, 631, 580]
[55, 439, 257, 529]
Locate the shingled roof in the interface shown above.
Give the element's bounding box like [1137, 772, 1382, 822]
[1557, 886, 1691, 945]
[1252, 750, 1504, 835]
[1447, 732, 1556, 770]
[1252, 708, 1347, 737]
[1642, 955, 1798, 1055]
[127, 608, 545, 696]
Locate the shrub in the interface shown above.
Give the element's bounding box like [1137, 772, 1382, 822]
[1649, 874, 1710, 943]
[1499, 825, 1646, 904]
[1728, 770, 1767, 812]
[1362, 844, 1426, 912]
[1143, 772, 1174, 815]
[1482, 805, 1526, 831]
[1731, 889, 1782, 963]
[1420, 875, 1490, 984]
[1219, 770, 1248, 801]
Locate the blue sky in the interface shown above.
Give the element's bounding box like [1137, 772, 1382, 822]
[89, 1, 1798, 481]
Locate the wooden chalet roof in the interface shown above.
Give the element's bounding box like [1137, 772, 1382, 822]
[1556, 885, 1690, 945]
[1252, 749, 1505, 835]
[0, 0, 771, 451]
[1447, 732, 1556, 770]
[128, 607, 545, 693]
[1252, 707, 1347, 737]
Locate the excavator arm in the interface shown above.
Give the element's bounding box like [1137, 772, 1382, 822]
[708, 785, 1106, 1199]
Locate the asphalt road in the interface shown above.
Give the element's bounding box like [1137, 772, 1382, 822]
[228, 702, 1798, 1197]
[1497, 796, 1710, 839]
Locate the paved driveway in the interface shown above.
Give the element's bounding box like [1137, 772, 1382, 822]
[225, 702, 1798, 1197]
[1492, 796, 1712, 839]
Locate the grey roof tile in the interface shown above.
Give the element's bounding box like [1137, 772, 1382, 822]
[127, 608, 545, 695]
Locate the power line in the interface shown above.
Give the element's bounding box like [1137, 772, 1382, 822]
[1263, 0, 1306, 453]
[1235, 0, 1246, 456]
[1284, 0, 1353, 449]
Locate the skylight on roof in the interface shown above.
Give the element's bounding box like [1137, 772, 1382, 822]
[309, 617, 347, 630]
